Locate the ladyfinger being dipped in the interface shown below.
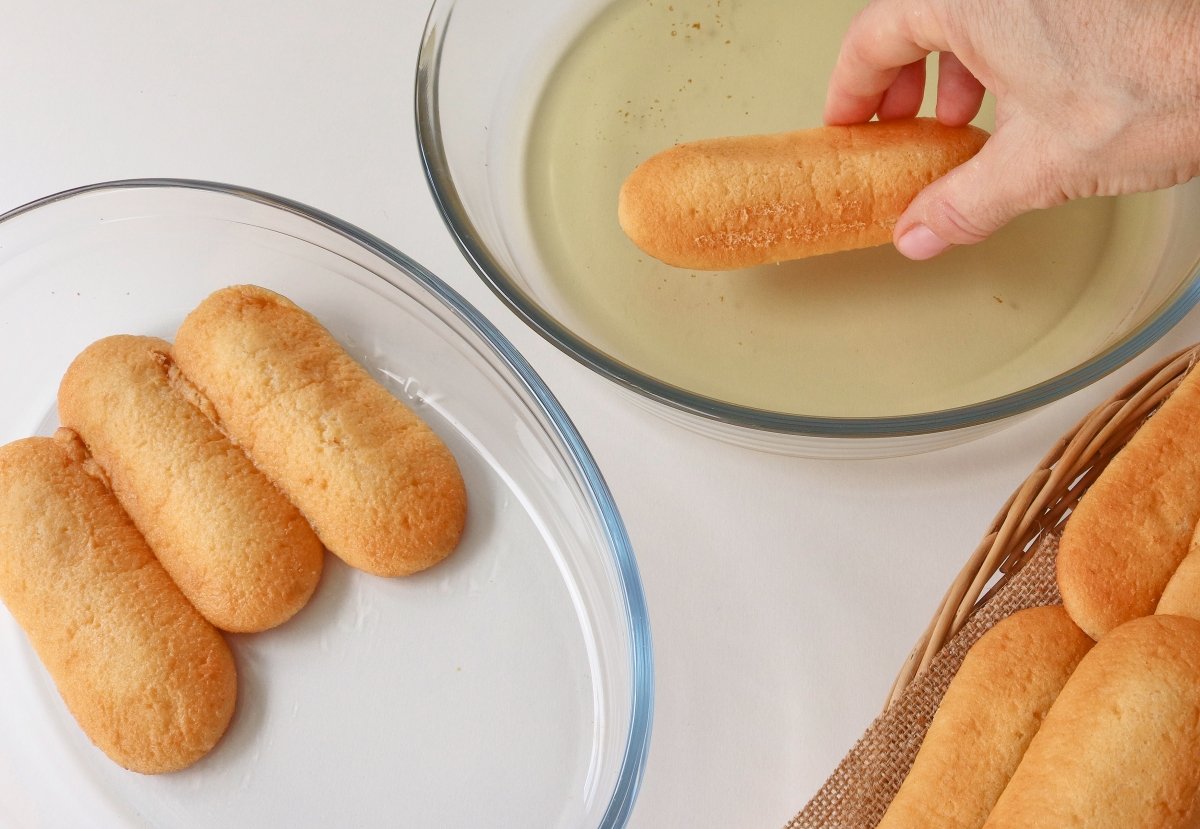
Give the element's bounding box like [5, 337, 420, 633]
[617, 117, 989, 269]
[877, 606, 1093, 829]
[0, 432, 237, 774]
[981, 614, 1200, 829]
[1057, 365, 1200, 639]
[173, 285, 467, 577]
[58, 335, 324, 633]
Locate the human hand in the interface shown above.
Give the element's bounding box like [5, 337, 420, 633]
[826, 0, 1200, 259]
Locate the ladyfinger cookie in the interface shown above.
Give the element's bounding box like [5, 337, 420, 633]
[981, 614, 1200, 829]
[1158, 542, 1200, 618]
[617, 117, 989, 269]
[0, 433, 237, 774]
[1057, 366, 1200, 639]
[877, 606, 1093, 829]
[58, 335, 324, 633]
[173, 285, 467, 577]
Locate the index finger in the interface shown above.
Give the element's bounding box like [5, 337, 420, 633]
[824, 0, 950, 125]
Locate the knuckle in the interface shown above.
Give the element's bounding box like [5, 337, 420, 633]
[933, 197, 994, 244]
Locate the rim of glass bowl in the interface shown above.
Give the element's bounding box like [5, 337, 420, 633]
[0, 178, 654, 829]
[414, 1, 1200, 440]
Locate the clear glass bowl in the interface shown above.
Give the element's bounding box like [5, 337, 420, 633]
[415, 0, 1200, 458]
[0, 180, 651, 828]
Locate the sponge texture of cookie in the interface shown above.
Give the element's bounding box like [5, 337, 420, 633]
[1057, 366, 1200, 640]
[58, 335, 325, 632]
[877, 606, 1093, 829]
[981, 614, 1200, 829]
[172, 285, 467, 577]
[0, 433, 237, 774]
[617, 117, 989, 269]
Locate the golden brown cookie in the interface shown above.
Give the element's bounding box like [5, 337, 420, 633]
[617, 117, 989, 269]
[1058, 366, 1200, 639]
[877, 606, 1093, 829]
[173, 285, 467, 577]
[59, 335, 325, 632]
[981, 614, 1200, 829]
[0, 433, 237, 774]
[1158, 538, 1200, 619]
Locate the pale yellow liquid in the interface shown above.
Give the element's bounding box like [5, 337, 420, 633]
[523, 0, 1172, 416]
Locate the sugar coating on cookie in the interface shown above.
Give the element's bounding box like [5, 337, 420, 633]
[173, 285, 468, 577]
[59, 335, 325, 633]
[0, 433, 237, 774]
[618, 117, 989, 269]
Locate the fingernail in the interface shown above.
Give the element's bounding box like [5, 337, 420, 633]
[896, 225, 950, 260]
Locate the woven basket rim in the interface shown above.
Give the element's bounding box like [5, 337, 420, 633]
[887, 343, 1200, 707]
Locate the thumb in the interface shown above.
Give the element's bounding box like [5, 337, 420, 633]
[893, 130, 1053, 260]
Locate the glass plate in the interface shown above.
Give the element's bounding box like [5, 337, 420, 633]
[0, 180, 652, 828]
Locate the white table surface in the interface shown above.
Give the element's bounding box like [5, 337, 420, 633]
[2, 3, 1197, 827]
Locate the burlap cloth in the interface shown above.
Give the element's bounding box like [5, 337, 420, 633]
[785, 532, 1063, 829]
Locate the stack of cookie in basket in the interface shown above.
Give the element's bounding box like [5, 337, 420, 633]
[0, 285, 467, 774]
[878, 363, 1200, 828]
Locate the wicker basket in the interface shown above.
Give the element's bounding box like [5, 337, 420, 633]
[788, 344, 1200, 829]
[886, 343, 1200, 707]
